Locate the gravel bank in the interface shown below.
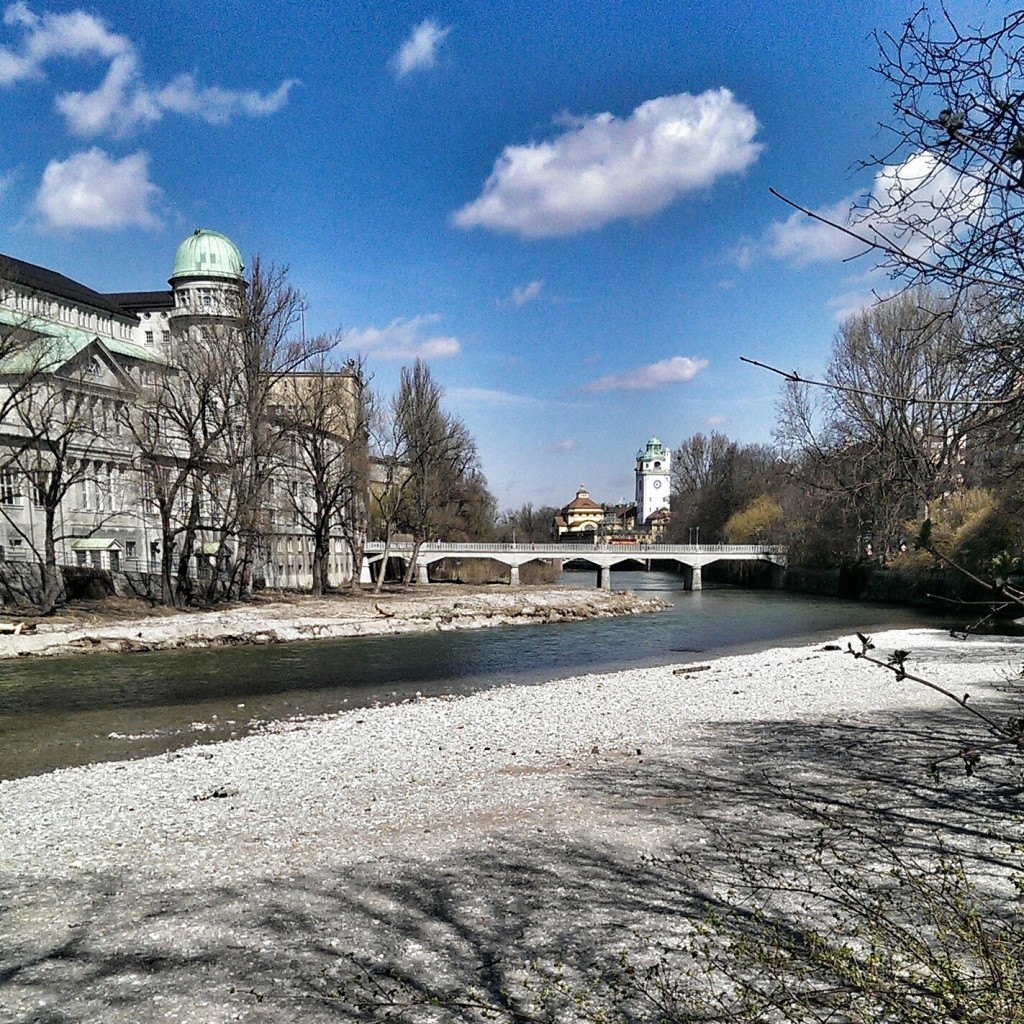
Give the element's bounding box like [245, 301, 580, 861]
[0, 586, 666, 660]
[1, 628, 1020, 1022]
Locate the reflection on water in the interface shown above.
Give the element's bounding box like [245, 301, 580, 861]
[0, 573, 937, 779]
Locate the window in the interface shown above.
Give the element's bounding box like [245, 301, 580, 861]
[0, 468, 18, 505]
[145, 330, 154, 346]
[31, 471, 48, 508]
[125, 541, 136, 559]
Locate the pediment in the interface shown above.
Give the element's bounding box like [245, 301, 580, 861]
[56, 338, 139, 394]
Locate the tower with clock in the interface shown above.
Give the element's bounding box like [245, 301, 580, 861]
[635, 436, 671, 526]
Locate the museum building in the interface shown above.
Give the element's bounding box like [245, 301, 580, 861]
[0, 230, 358, 591]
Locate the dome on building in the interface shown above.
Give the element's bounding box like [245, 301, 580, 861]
[170, 229, 244, 282]
[638, 436, 667, 459]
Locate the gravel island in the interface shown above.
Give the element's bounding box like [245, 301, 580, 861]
[1, 628, 1020, 1022]
[0, 586, 668, 660]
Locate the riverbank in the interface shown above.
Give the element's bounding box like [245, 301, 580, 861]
[1, 627, 1019, 1022]
[0, 585, 668, 660]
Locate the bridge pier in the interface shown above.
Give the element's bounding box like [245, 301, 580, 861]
[771, 563, 786, 589]
[509, 564, 520, 587]
[598, 565, 611, 590]
[683, 565, 702, 591]
[359, 558, 373, 585]
[417, 562, 430, 585]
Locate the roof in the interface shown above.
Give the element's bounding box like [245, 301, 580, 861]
[71, 538, 122, 550]
[171, 229, 244, 282]
[106, 290, 174, 312]
[0, 253, 137, 320]
[637, 435, 669, 460]
[565, 487, 602, 512]
[0, 308, 163, 373]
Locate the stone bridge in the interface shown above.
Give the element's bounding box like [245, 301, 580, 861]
[362, 541, 787, 590]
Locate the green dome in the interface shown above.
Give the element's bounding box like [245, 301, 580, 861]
[170, 229, 244, 282]
[638, 436, 667, 459]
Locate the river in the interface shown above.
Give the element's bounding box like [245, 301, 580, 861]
[0, 573, 938, 780]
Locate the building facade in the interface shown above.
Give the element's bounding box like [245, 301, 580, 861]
[0, 230, 361, 593]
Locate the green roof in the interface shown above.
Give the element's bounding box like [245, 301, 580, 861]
[171, 229, 244, 282]
[638, 436, 668, 459]
[0, 308, 163, 374]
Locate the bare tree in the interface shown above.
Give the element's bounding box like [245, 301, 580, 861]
[121, 332, 236, 606]
[393, 360, 480, 583]
[227, 257, 334, 598]
[275, 353, 371, 595]
[769, 7, 1024, 453]
[496, 503, 560, 543]
[776, 289, 991, 560]
[669, 432, 779, 543]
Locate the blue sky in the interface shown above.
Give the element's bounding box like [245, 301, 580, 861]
[0, 1, 992, 510]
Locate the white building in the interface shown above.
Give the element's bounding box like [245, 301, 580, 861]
[635, 435, 671, 526]
[0, 230, 360, 593]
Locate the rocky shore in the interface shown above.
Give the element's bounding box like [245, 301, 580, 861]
[1, 627, 1020, 1022]
[0, 585, 668, 659]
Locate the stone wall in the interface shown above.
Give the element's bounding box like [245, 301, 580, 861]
[429, 558, 560, 585]
[0, 562, 160, 611]
[0, 562, 63, 610]
[783, 563, 991, 608]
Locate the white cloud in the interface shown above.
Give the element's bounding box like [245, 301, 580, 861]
[448, 386, 535, 406]
[508, 279, 543, 308]
[0, 3, 129, 85]
[825, 283, 900, 323]
[765, 153, 983, 266]
[57, 57, 298, 137]
[706, 414, 726, 426]
[1, 3, 296, 136]
[453, 89, 762, 238]
[391, 18, 450, 79]
[582, 355, 708, 394]
[550, 438, 578, 454]
[35, 147, 161, 229]
[344, 314, 461, 360]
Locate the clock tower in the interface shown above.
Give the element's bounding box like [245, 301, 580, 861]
[635, 436, 671, 526]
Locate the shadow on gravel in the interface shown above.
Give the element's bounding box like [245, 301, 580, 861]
[2, 700, 1021, 1023]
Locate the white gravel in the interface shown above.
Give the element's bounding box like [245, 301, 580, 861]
[1, 627, 1020, 1023]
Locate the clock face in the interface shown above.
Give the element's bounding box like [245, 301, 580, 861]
[653, 480, 662, 489]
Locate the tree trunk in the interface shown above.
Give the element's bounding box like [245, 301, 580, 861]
[403, 537, 424, 585]
[372, 524, 394, 595]
[38, 509, 61, 616]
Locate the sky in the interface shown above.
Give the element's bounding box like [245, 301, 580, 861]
[0, 0, 995, 511]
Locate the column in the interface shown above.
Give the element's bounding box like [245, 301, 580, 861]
[359, 557, 373, 585]
[417, 562, 430, 585]
[509, 564, 521, 587]
[598, 565, 611, 590]
[690, 565, 702, 591]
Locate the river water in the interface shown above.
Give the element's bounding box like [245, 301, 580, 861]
[0, 573, 938, 780]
